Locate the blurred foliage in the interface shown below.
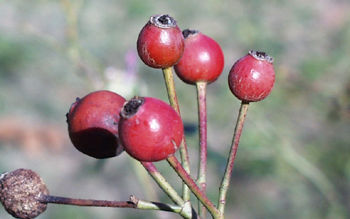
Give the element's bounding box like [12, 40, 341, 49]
[0, 0, 350, 218]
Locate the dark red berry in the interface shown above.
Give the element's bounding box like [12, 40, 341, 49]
[228, 50, 275, 102]
[174, 29, 224, 84]
[118, 97, 184, 162]
[67, 90, 126, 159]
[137, 14, 184, 68]
[0, 169, 49, 219]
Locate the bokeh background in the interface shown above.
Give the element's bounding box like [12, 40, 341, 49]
[0, 0, 350, 218]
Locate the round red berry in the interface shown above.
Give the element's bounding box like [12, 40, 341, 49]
[137, 14, 184, 69]
[174, 29, 224, 84]
[228, 50, 275, 102]
[67, 90, 126, 159]
[118, 96, 184, 162]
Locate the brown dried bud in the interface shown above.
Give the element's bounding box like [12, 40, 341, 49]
[0, 169, 49, 219]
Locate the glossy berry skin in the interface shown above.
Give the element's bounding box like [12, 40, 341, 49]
[119, 97, 184, 162]
[174, 29, 224, 84]
[137, 14, 184, 69]
[67, 90, 126, 159]
[228, 50, 275, 102]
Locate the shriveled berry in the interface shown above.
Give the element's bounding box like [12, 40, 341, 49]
[119, 97, 184, 162]
[137, 14, 184, 68]
[228, 50, 275, 102]
[174, 29, 224, 84]
[67, 90, 126, 159]
[0, 169, 49, 219]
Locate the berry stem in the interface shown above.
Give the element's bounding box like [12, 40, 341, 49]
[218, 101, 249, 215]
[162, 67, 191, 202]
[141, 162, 184, 206]
[141, 161, 197, 218]
[162, 67, 181, 112]
[167, 155, 222, 219]
[39, 194, 188, 215]
[196, 81, 208, 218]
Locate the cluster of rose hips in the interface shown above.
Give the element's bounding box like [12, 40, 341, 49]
[67, 14, 274, 162]
[0, 14, 275, 219]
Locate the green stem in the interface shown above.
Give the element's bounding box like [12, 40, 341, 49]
[141, 162, 195, 219]
[137, 199, 182, 213]
[162, 67, 181, 113]
[196, 81, 208, 218]
[141, 162, 184, 206]
[218, 101, 249, 215]
[167, 155, 222, 219]
[162, 67, 191, 202]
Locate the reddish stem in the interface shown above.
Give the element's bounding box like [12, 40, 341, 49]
[196, 81, 208, 217]
[197, 82, 207, 188]
[218, 101, 249, 214]
[39, 195, 135, 208]
[39, 194, 192, 216]
[141, 161, 158, 172]
[167, 155, 221, 219]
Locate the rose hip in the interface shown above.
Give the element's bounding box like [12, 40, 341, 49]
[67, 90, 125, 159]
[228, 50, 275, 102]
[174, 29, 224, 84]
[118, 96, 184, 162]
[137, 14, 184, 69]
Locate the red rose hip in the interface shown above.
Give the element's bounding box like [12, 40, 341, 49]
[228, 50, 275, 102]
[67, 90, 126, 159]
[137, 14, 184, 68]
[119, 97, 184, 162]
[174, 29, 224, 84]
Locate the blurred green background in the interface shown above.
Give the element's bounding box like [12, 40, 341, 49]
[0, 0, 350, 218]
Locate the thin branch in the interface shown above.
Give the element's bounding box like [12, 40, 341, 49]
[140, 162, 196, 219]
[39, 195, 135, 208]
[162, 67, 191, 202]
[196, 81, 208, 218]
[218, 101, 249, 214]
[141, 162, 184, 206]
[167, 155, 222, 219]
[39, 194, 184, 214]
